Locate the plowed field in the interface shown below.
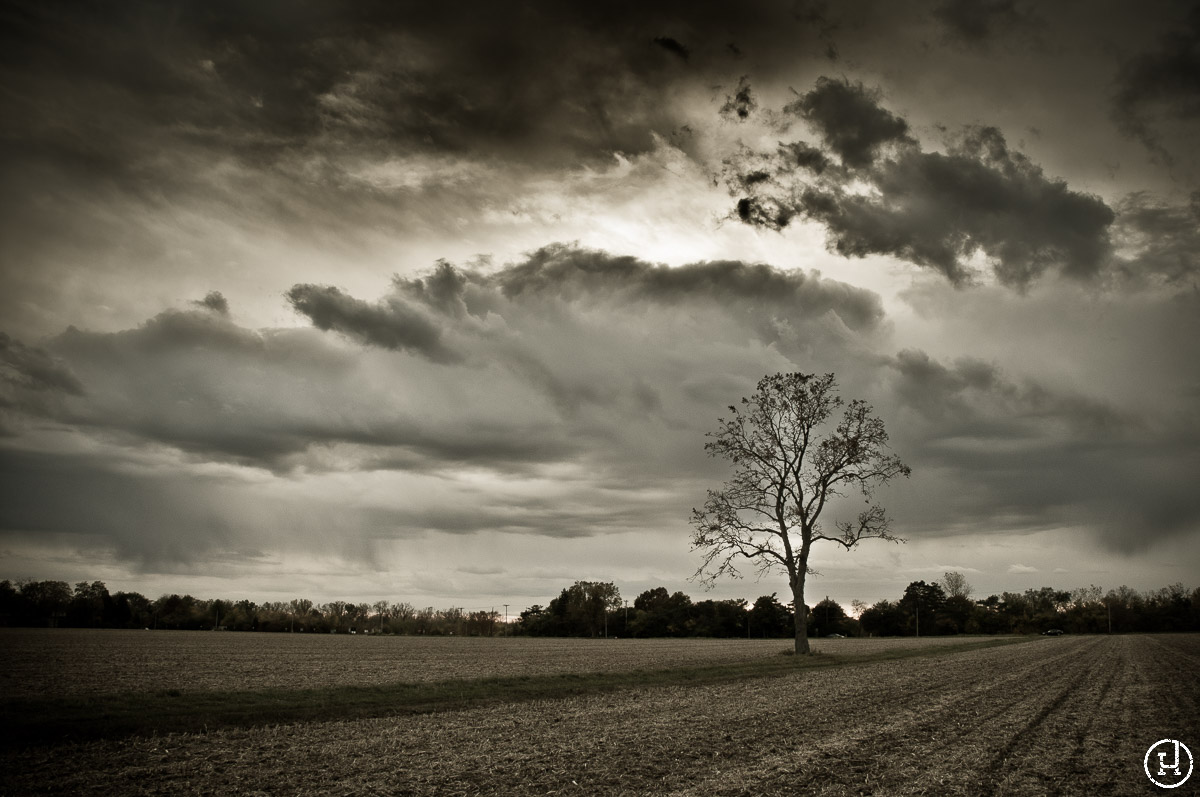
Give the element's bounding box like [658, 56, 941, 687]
[0, 628, 986, 697]
[2, 635, 1197, 796]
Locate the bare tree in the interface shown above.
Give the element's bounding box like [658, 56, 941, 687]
[940, 571, 973, 599]
[691, 372, 910, 654]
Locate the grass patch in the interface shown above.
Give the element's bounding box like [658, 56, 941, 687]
[0, 636, 1030, 750]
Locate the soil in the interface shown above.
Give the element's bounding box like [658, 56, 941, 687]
[2, 635, 1196, 796]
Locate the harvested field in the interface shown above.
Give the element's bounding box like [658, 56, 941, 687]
[0, 628, 984, 698]
[3, 634, 1197, 795]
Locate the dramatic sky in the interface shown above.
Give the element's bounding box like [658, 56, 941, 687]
[2, 0, 1198, 613]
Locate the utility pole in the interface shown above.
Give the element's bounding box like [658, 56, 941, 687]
[503, 604, 509, 635]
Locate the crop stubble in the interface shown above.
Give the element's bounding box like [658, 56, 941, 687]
[0, 629, 983, 698]
[2, 634, 1197, 796]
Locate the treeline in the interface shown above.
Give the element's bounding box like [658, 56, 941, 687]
[515, 577, 1200, 638]
[517, 582, 798, 638]
[0, 580, 502, 635]
[4, 575, 1198, 637]
[857, 580, 1200, 637]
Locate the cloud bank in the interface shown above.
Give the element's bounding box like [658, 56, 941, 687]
[3, 243, 1197, 578]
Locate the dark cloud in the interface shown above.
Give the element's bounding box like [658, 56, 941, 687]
[317, 246, 888, 428]
[933, 0, 1028, 44]
[0, 0, 821, 189]
[653, 36, 690, 61]
[0, 331, 85, 398]
[4, 245, 886, 479]
[0, 243, 897, 564]
[719, 76, 756, 121]
[56, 307, 267, 358]
[0, 448, 240, 567]
[285, 284, 459, 364]
[289, 245, 886, 418]
[484, 243, 884, 332]
[39, 307, 567, 471]
[783, 77, 913, 170]
[193, 291, 229, 315]
[889, 349, 1128, 437]
[1111, 6, 1200, 164]
[884, 349, 1198, 550]
[0, 331, 85, 433]
[731, 80, 1115, 287]
[1112, 191, 1200, 286]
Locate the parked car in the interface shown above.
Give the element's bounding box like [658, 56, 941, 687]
[825, 633, 846, 638]
[1042, 629, 1064, 636]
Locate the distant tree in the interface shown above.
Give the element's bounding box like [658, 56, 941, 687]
[748, 593, 794, 638]
[939, 571, 973, 599]
[113, 591, 152, 628]
[68, 581, 111, 627]
[466, 609, 499, 636]
[808, 597, 849, 638]
[631, 587, 693, 637]
[690, 598, 748, 637]
[391, 601, 416, 634]
[154, 593, 203, 629]
[372, 600, 390, 633]
[1062, 585, 1106, 634]
[20, 580, 72, 627]
[0, 580, 18, 626]
[439, 606, 465, 635]
[210, 599, 230, 629]
[901, 581, 946, 635]
[859, 599, 906, 637]
[230, 599, 258, 630]
[517, 604, 549, 635]
[692, 372, 910, 653]
[941, 594, 974, 634]
[562, 581, 622, 637]
[323, 601, 349, 632]
[289, 598, 313, 631]
[415, 606, 436, 634]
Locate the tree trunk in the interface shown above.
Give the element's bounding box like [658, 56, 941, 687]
[792, 572, 810, 655]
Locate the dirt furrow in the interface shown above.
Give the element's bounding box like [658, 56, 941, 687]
[670, 637, 1128, 796]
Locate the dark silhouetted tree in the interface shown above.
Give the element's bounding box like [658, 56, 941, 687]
[808, 597, 849, 637]
[902, 581, 946, 635]
[748, 593, 794, 638]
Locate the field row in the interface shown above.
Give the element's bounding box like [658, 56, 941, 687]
[0, 628, 986, 697]
[3, 635, 1197, 795]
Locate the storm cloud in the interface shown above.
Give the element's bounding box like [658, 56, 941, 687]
[285, 284, 458, 363]
[730, 79, 1116, 288]
[933, 0, 1030, 45]
[883, 348, 1200, 550]
[1111, 191, 1200, 285]
[1111, 6, 1200, 163]
[0, 250, 878, 573]
[784, 77, 913, 170]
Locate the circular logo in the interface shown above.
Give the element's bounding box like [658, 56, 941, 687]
[1145, 739, 1193, 789]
